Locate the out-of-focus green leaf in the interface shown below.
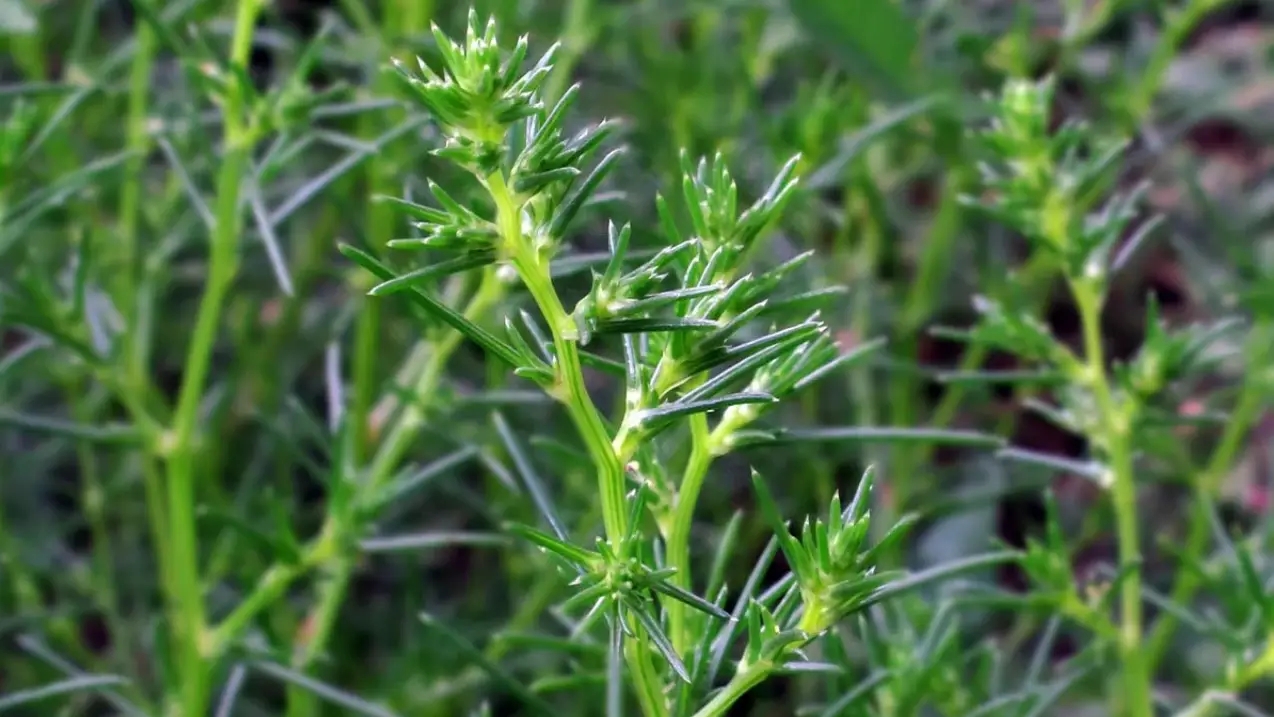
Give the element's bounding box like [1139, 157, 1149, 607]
[786, 0, 923, 100]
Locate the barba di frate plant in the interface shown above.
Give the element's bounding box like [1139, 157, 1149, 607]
[340, 11, 1015, 715]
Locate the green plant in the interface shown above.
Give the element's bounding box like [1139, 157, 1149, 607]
[6, 2, 1274, 716]
[343, 12, 1018, 715]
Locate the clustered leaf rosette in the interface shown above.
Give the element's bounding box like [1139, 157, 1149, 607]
[752, 468, 914, 640]
[505, 487, 731, 683]
[389, 11, 549, 171]
[969, 77, 1148, 284]
[954, 78, 1241, 464]
[384, 9, 620, 274]
[579, 153, 872, 463]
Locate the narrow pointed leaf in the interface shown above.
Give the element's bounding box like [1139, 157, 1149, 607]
[340, 243, 522, 368]
[504, 523, 597, 567]
[773, 426, 1004, 448]
[0, 675, 129, 712]
[369, 251, 495, 296]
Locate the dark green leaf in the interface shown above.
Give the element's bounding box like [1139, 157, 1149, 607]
[590, 316, 718, 336]
[647, 577, 731, 621]
[639, 392, 775, 425]
[250, 661, 397, 717]
[787, 0, 923, 100]
[861, 551, 1021, 610]
[504, 523, 597, 568]
[772, 426, 1005, 448]
[751, 470, 811, 580]
[360, 532, 508, 552]
[369, 251, 496, 296]
[419, 614, 558, 717]
[0, 409, 141, 445]
[629, 605, 690, 683]
[493, 412, 569, 541]
[198, 506, 300, 565]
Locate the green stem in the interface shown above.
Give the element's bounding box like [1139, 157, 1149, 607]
[161, 2, 262, 714]
[665, 412, 711, 656]
[350, 0, 432, 463]
[1123, 0, 1226, 132]
[487, 173, 628, 545]
[1071, 279, 1152, 717]
[540, 0, 595, 107]
[690, 660, 773, 717]
[119, 4, 157, 371]
[117, 13, 174, 675]
[487, 173, 669, 716]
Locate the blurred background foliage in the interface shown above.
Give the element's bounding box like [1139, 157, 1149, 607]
[4, 0, 1274, 715]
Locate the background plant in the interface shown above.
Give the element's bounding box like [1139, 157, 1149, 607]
[3, 1, 1274, 716]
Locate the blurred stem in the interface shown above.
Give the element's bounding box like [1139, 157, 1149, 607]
[1122, 0, 1227, 131]
[160, 1, 262, 714]
[886, 164, 967, 541]
[117, 10, 171, 663]
[350, 0, 433, 463]
[67, 382, 126, 671]
[119, 6, 156, 353]
[281, 271, 504, 717]
[1145, 330, 1271, 671]
[541, 0, 595, 107]
[1070, 278, 1152, 717]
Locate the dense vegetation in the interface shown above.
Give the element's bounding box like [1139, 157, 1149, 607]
[4, 1, 1274, 715]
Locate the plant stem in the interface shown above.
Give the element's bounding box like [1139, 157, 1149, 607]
[161, 1, 262, 713]
[690, 660, 773, 717]
[1071, 278, 1152, 717]
[486, 172, 672, 716]
[1122, 0, 1226, 132]
[119, 4, 157, 378]
[541, 0, 595, 107]
[486, 173, 629, 545]
[117, 7, 177, 667]
[665, 411, 711, 656]
[350, 0, 433, 463]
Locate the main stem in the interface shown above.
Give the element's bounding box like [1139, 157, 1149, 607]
[162, 1, 261, 714]
[487, 173, 628, 544]
[488, 174, 672, 717]
[118, 12, 176, 704]
[1072, 280, 1152, 717]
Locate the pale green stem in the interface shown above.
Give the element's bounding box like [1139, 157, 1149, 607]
[665, 412, 712, 656]
[487, 172, 671, 717]
[161, 2, 262, 714]
[1072, 279, 1152, 717]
